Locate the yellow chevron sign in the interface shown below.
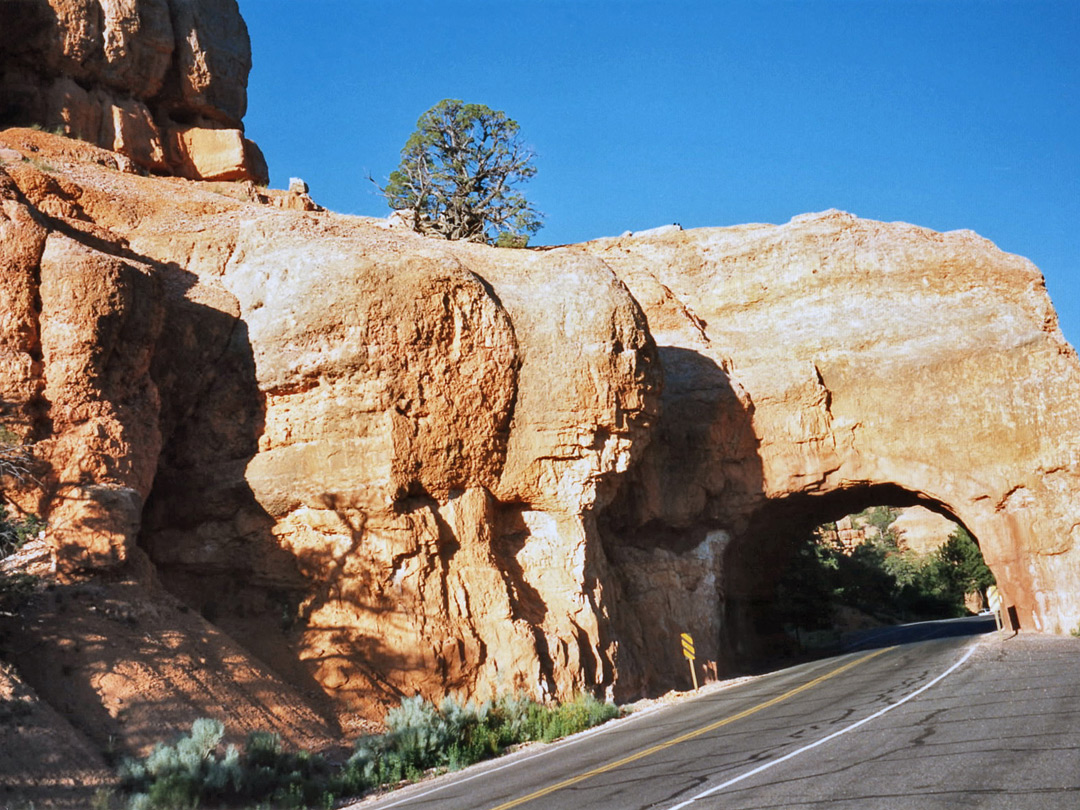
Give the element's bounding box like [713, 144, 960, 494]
[680, 632, 699, 691]
[680, 632, 695, 659]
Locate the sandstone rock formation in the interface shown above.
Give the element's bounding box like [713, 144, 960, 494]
[580, 212, 1080, 680]
[0, 129, 660, 730]
[0, 0, 267, 182]
[2, 128, 1080, 746]
[891, 505, 962, 555]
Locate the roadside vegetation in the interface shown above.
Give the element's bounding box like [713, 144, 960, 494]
[0, 422, 43, 618]
[775, 506, 995, 648]
[115, 692, 620, 809]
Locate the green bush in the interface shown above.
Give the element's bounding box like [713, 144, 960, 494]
[0, 571, 36, 615]
[528, 692, 620, 743]
[120, 720, 334, 809]
[342, 691, 619, 794]
[122, 692, 621, 808]
[0, 512, 44, 558]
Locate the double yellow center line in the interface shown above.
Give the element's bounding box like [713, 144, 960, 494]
[488, 646, 894, 810]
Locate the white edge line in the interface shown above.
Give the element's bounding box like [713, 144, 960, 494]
[665, 643, 979, 810]
[346, 672, 765, 808]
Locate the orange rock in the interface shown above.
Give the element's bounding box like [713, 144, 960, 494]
[169, 126, 267, 183]
[891, 505, 960, 555]
[0, 0, 257, 175]
[103, 98, 168, 172]
[582, 210, 1080, 671]
[3, 131, 1080, 729]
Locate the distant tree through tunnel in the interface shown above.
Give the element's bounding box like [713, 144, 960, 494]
[721, 484, 995, 664]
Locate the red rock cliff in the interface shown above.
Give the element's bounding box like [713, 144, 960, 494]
[582, 214, 1080, 687]
[2, 0, 1080, 736]
[0, 0, 266, 182]
[0, 129, 660, 723]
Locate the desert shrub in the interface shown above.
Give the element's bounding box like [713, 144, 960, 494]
[343, 695, 492, 787]
[341, 691, 619, 793]
[120, 718, 235, 808]
[0, 512, 44, 558]
[124, 692, 621, 807]
[526, 692, 620, 742]
[120, 719, 333, 809]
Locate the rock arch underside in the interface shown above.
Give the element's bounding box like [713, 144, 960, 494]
[3, 129, 1079, 738]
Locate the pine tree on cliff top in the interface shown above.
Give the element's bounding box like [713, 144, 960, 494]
[375, 99, 543, 246]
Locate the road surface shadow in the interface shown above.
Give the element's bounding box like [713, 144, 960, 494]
[841, 615, 999, 652]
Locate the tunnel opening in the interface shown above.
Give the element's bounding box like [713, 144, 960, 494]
[722, 484, 996, 665]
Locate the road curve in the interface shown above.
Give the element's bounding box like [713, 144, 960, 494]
[350, 618, 1080, 810]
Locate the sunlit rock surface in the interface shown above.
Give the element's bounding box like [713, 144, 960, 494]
[582, 211, 1080, 677]
[0, 0, 267, 182]
[2, 129, 1079, 739]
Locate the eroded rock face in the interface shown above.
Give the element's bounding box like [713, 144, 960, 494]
[3, 130, 1080, 730]
[0, 0, 266, 182]
[581, 211, 1080, 684]
[0, 129, 660, 723]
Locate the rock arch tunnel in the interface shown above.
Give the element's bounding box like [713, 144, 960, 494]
[721, 483, 984, 660]
[588, 211, 1080, 698]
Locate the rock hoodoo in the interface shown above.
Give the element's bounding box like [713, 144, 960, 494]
[0, 0, 266, 182]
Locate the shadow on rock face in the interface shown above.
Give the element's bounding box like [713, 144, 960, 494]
[598, 345, 765, 698]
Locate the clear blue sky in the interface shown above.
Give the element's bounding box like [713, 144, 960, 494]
[238, 0, 1079, 348]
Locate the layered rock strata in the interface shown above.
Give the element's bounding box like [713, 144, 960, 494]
[580, 212, 1080, 684]
[0, 0, 266, 182]
[2, 129, 1080, 732]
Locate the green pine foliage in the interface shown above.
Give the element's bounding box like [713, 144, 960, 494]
[775, 510, 996, 642]
[377, 99, 543, 245]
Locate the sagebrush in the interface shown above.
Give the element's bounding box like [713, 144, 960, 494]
[121, 692, 620, 808]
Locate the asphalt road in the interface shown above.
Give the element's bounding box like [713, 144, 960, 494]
[350, 617, 1080, 810]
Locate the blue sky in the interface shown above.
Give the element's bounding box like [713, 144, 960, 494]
[238, 1, 1078, 348]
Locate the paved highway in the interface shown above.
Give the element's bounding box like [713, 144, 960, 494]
[351, 617, 1080, 809]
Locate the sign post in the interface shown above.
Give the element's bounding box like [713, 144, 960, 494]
[987, 585, 1003, 632]
[680, 632, 699, 691]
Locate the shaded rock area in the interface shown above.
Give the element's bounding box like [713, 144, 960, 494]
[0, 657, 113, 809]
[0, 0, 267, 182]
[0, 538, 341, 804]
[1, 128, 1080, 806]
